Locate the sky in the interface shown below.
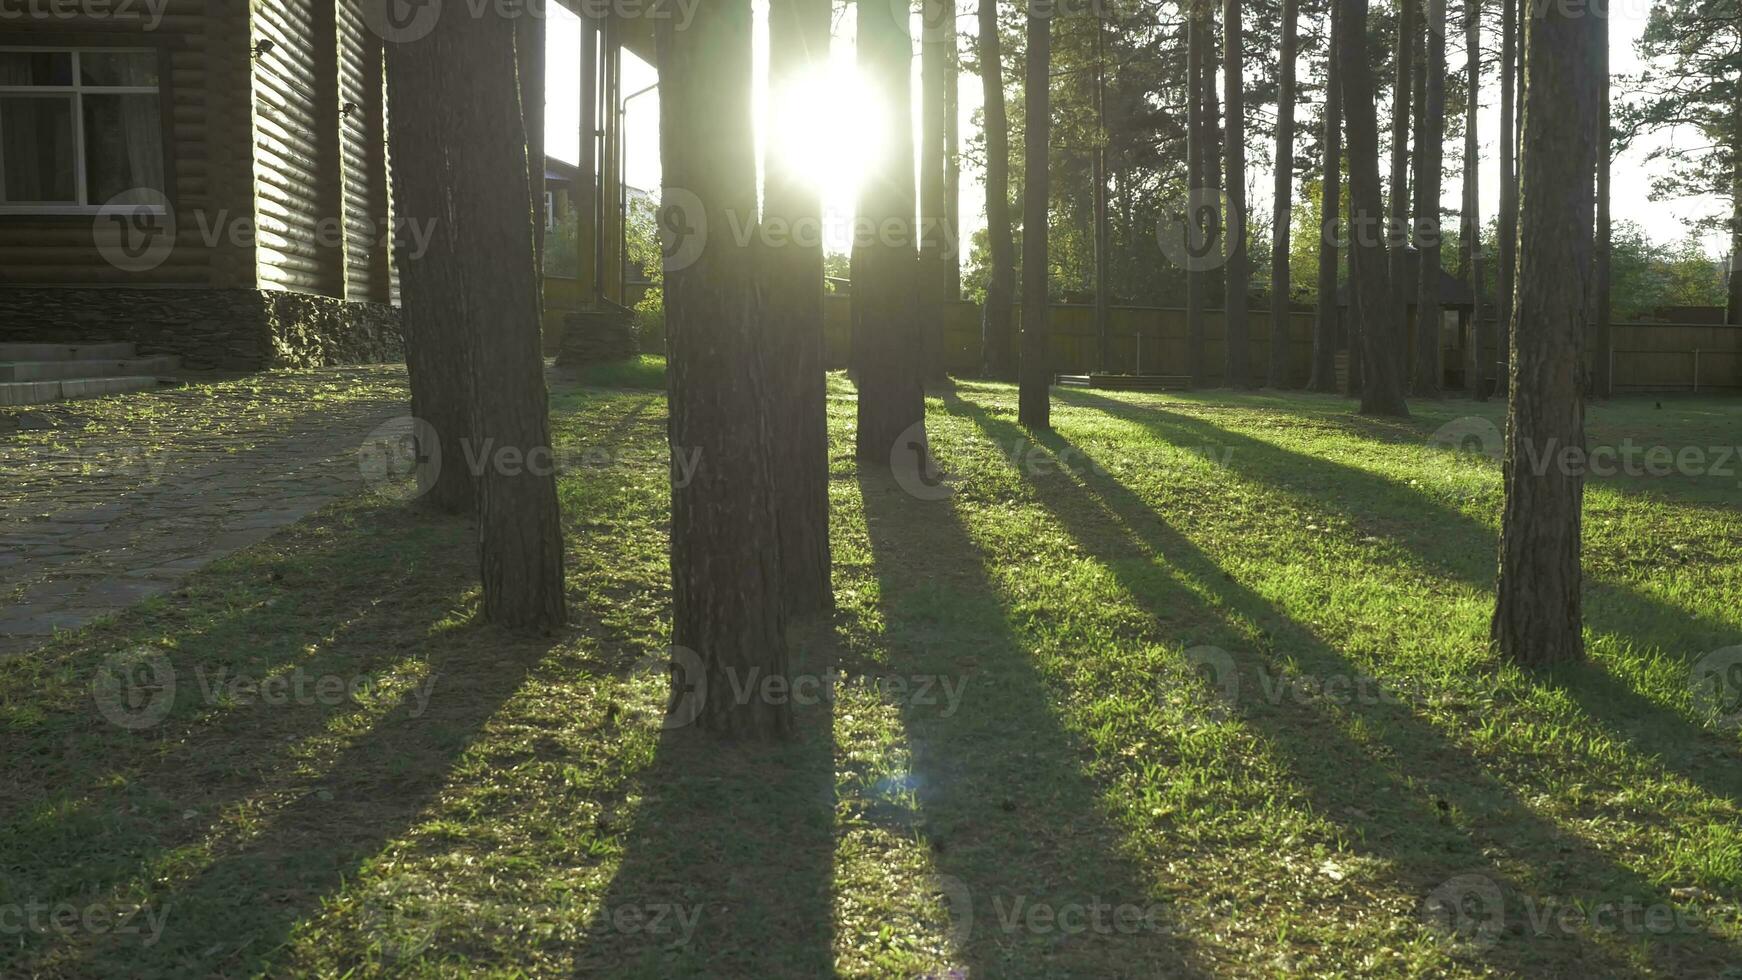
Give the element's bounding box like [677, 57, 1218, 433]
[544, 1, 1726, 261]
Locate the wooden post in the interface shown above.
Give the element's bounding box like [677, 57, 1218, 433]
[579, 12, 598, 303]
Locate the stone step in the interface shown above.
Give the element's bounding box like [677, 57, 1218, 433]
[0, 356, 179, 381]
[0, 376, 161, 407]
[0, 342, 137, 361]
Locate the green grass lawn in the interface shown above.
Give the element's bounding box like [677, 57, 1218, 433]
[3, 367, 1740, 977]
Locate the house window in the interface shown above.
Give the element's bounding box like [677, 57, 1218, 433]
[545, 190, 558, 230]
[0, 49, 165, 213]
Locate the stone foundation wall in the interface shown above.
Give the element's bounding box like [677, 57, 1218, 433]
[0, 287, 403, 370]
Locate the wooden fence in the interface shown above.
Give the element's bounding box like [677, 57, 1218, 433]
[819, 297, 1742, 392]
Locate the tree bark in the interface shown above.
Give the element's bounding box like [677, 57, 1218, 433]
[1490, 0, 1600, 666]
[1593, 7, 1613, 398]
[1340, 0, 1409, 416]
[1498, 0, 1517, 382]
[921, 0, 952, 381]
[448, 7, 566, 629]
[1308, 4, 1342, 393]
[658, 0, 791, 735]
[855, 0, 929, 463]
[1462, 0, 1486, 401]
[1186, 0, 1210, 387]
[1413, 0, 1445, 396]
[765, 0, 833, 615]
[1388, 0, 1416, 336]
[1269, 0, 1298, 388]
[1019, 2, 1052, 430]
[383, 29, 475, 515]
[518, 12, 546, 279]
[1093, 11, 1111, 373]
[979, 0, 1018, 379]
[1730, 86, 1742, 325]
[1222, 0, 1250, 387]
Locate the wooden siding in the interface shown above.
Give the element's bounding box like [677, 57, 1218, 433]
[0, 3, 257, 286]
[336, 0, 391, 302]
[251, 0, 345, 296]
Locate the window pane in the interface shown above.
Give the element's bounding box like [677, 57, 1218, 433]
[1, 96, 76, 203]
[82, 93, 165, 203]
[0, 52, 73, 86]
[80, 51, 159, 87]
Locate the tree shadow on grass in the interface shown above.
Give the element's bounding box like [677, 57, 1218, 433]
[951, 393, 1742, 976]
[568, 625, 839, 979]
[856, 470, 1213, 978]
[1054, 388, 1742, 813]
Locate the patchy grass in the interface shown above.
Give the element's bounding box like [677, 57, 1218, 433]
[1, 371, 1740, 978]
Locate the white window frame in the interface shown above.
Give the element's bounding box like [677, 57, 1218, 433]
[0, 46, 166, 216]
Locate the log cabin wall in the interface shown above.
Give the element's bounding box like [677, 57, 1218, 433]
[250, 0, 345, 296]
[335, 0, 391, 303]
[0, 0, 258, 287]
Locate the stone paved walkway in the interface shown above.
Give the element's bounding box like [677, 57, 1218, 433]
[0, 366, 411, 656]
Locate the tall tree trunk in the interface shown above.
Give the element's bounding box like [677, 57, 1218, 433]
[518, 13, 546, 279]
[946, 16, 962, 301]
[1413, 0, 1445, 396]
[1730, 86, 1742, 325]
[1593, 7, 1613, 398]
[1222, 0, 1251, 387]
[1186, 0, 1209, 387]
[1340, 0, 1409, 416]
[1308, 4, 1342, 393]
[1019, 2, 1053, 429]
[856, 0, 929, 463]
[766, 0, 833, 614]
[1388, 0, 1416, 338]
[1269, 0, 1299, 388]
[1093, 11, 1111, 373]
[453, 7, 566, 628]
[659, 1, 791, 735]
[1462, 0, 1486, 401]
[1498, 0, 1518, 382]
[921, 0, 951, 382]
[384, 31, 474, 515]
[1491, 0, 1600, 666]
[979, 0, 1017, 379]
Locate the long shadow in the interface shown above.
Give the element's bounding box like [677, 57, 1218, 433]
[1056, 388, 1742, 811]
[857, 469, 1213, 977]
[568, 620, 839, 979]
[952, 392, 1742, 976]
[0, 506, 482, 909]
